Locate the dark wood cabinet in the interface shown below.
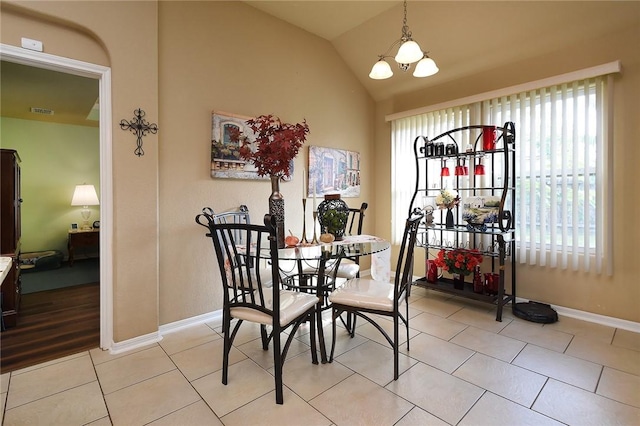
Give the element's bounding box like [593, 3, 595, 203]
[1, 149, 22, 328]
[68, 229, 99, 266]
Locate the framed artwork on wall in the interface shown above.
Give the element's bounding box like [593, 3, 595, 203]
[308, 145, 360, 198]
[211, 111, 261, 180]
[210, 111, 293, 181]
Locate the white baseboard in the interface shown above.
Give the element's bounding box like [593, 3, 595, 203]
[109, 331, 162, 355]
[159, 310, 223, 335]
[107, 311, 223, 355]
[543, 302, 640, 333]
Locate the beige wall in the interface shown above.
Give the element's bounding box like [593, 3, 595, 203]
[375, 20, 640, 322]
[157, 1, 374, 324]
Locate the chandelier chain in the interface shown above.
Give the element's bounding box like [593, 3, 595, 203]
[401, 0, 411, 40]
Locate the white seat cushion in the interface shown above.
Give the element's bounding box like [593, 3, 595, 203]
[328, 278, 404, 312]
[231, 288, 318, 326]
[335, 263, 360, 279]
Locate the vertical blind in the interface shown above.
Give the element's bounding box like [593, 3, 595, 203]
[392, 76, 610, 274]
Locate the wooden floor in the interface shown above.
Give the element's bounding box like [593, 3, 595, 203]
[1, 283, 100, 374]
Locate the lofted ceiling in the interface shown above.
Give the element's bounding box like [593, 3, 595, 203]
[1, 1, 636, 127]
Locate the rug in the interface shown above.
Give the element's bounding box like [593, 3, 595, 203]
[21, 258, 100, 294]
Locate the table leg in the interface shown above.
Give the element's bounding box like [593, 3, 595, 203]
[316, 298, 328, 363]
[312, 256, 329, 363]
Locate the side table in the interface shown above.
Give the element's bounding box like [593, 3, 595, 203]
[68, 229, 99, 267]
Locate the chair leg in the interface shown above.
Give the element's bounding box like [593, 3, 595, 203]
[329, 307, 339, 362]
[349, 313, 357, 337]
[273, 324, 283, 404]
[309, 310, 318, 365]
[338, 312, 356, 337]
[222, 310, 231, 385]
[405, 301, 410, 351]
[393, 315, 399, 380]
[260, 324, 269, 350]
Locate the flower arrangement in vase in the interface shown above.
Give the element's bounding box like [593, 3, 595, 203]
[229, 114, 309, 248]
[434, 248, 483, 290]
[229, 114, 309, 178]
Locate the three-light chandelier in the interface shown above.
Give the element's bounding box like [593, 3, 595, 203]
[369, 0, 439, 80]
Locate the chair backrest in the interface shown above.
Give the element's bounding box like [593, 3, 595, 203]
[199, 205, 251, 244]
[196, 205, 267, 284]
[344, 202, 368, 236]
[199, 212, 281, 321]
[394, 213, 424, 306]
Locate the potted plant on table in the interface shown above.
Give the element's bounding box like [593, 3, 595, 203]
[320, 208, 348, 241]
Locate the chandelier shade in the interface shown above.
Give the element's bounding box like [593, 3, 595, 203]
[369, 0, 438, 80]
[413, 55, 439, 77]
[394, 40, 423, 64]
[369, 59, 394, 80]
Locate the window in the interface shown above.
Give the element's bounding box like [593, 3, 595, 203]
[391, 66, 617, 275]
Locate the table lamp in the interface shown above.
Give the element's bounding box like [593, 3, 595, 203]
[71, 184, 100, 230]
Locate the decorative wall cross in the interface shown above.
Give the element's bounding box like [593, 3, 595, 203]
[120, 108, 158, 157]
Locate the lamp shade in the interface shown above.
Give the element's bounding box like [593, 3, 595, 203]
[71, 184, 100, 206]
[369, 59, 393, 80]
[413, 56, 439, 77]
[394, 40, 423, 64]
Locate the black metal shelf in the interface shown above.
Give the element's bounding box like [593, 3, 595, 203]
[413, 277, 514, 305]
[416, 146, 516, 161]
[420, 223, 515, 236]
[409, 122, 517, 322]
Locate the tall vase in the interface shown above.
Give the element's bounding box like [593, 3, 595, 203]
[445, 208, 455, 229]
[269, 175, 285, 249]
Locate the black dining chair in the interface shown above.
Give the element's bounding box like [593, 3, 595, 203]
[197, 212, 319, 405]
[328, 212, 423, 380]
[335, 202, 368, 279]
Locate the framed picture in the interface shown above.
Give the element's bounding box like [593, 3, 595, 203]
[308, 146, 360, 198]
[462, 196, 501, 224]
[70, 223, 78, 231]
[210, 111, 293, 181]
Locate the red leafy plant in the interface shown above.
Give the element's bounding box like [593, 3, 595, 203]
[228, 114, 309, 178]
[434, 248, 483, 276]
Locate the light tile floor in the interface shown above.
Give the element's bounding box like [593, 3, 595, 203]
[2, 287, 640, 425]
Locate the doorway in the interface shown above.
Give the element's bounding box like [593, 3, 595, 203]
[0, 43, 113, 351]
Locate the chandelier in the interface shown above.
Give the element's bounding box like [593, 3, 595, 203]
[369, 0, 439, 80]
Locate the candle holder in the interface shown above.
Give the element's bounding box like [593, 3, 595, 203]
[301, 198, 309, 244]
[312, 211, 319, 244]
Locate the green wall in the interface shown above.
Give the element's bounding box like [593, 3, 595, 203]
[1, 117, 99, 257]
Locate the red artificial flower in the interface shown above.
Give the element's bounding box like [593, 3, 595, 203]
[229, 114, 309, 178]
[433, 248, 483, 276]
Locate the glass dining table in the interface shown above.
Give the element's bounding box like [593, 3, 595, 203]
[256, 235, 391, 363]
